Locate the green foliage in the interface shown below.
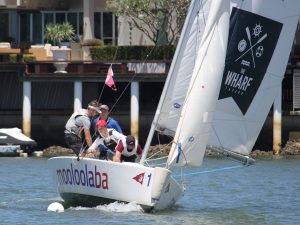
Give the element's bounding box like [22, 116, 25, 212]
[90, 45, 175, 60]
[8, 54, 36, 62]
[107, 0, 190, 45]
[9, 54, 17, 63]
[23, 54, 36, 62]
[80, 39, 104, 47]
[44, 22, 75, 47]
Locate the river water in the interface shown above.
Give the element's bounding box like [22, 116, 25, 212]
[0, 156, 299, 225]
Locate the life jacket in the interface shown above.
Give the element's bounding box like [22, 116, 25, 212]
[99, 129, 118, 151]
[120, 137, 138, 157]
[65, 109, 89, 138]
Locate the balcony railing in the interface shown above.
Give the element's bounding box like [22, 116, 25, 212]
[23, 60, 170, 82]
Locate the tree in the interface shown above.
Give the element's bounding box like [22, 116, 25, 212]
[107, 0, 190, 45]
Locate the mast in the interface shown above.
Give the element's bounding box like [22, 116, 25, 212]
[140, 0, 197, 165]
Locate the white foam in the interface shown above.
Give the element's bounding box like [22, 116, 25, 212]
[95, 202, 143, 213]
[71, 202, 143, 213]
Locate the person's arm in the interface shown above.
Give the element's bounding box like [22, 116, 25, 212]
[113, 151, 122, 162]
[77, 116, 93, 146]
[135, 144, 143, 161]
[113, 140, 124, 162]
[85, 137, 103, 157]
[83, 128, 93, 147]
[112, 130, 126, 141]
[137, 144, 143, 157]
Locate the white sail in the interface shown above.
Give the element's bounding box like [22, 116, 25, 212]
[155, 0, 212, 136]
[140, 0, 213, 164]
[208, 0, 300, 156]
[167, 0, 230, 167]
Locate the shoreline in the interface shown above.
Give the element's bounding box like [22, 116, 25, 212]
[42, 140, 300, 158]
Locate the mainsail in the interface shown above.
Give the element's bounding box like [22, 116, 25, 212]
[208, 0, 300, 158]
[166, 0, 230, 167]
[141, 0, 230, 166]
[140, 0, 214, 164]
[156, 0, 212, 137]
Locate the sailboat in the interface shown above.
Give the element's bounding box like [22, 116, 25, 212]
[48, 0, 300, 212]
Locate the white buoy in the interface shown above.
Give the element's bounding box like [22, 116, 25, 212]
[47, 202, 64, 213]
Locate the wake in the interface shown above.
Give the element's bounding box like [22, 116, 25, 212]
[71, 201, 143, 213]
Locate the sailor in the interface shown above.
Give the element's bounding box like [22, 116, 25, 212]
[86, 119, 125, 159]
[113, 135, 143, 163]
[90, 104, 123, 158]
[64, 100, 101, 156]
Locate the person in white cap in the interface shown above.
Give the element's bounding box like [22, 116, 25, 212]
[64, 100, 101, 156]
[91, 104, 123, 158]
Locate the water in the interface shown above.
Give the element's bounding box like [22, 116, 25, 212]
[0, 156, 299, 225]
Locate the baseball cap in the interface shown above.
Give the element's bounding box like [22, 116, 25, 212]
[126, 135, 135, 148]
[96, 119, 107, 127]
[100, 104, 109, 111]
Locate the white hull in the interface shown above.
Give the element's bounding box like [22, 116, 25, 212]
[48, 157, 184, 211]
[0, 128, 36, 146]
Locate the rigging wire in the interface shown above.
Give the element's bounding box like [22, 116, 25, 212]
[78, 11, 179, 157]
[173, 164, 244, 177]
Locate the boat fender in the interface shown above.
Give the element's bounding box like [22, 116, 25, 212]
[47, 202, 64, 213]
[151, 167, 171, 200]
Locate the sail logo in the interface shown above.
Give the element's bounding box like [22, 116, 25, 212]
[235, 23, 267, 69]
[133, 172, 145, 185]
[56, 164, 109, 190]
[218, 7, 282, 115]
[224, 71, 253, 92]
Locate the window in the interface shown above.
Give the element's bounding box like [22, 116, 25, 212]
[0, 13, 8, 42]
[103, 12, 113, 44]
[94, 12, 101, 39]
[67, 12, 77, 35]
[44, 13, 54, 26]
[15, 10, 117, 45]
[79, 12, 83, 36]
[56, 12, 66, 23]
[19, 13, 30, 42]
[32, 13, 42, 44]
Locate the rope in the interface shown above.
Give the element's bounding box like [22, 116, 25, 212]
[146, 141, 172, 161]
[173, 165, 244, 177]
[145, 155, 168, 162]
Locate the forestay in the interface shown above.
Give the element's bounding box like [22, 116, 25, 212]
[208, 0, 300, 156]
[167, 0, 230, 168]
